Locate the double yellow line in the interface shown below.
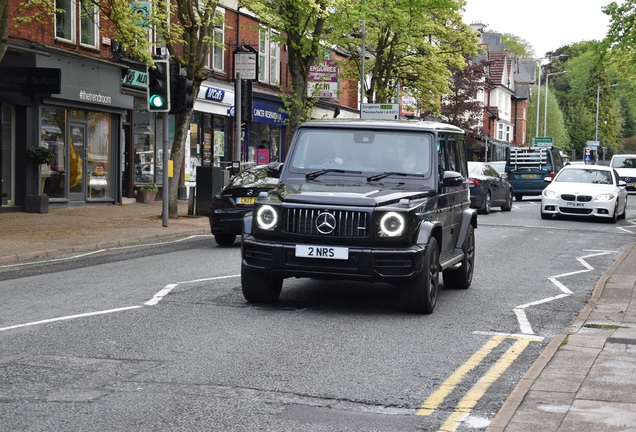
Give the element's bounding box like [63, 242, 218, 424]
[417, 333, 542, 432]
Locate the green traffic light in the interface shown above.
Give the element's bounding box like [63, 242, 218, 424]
[149, 94, 166, 108]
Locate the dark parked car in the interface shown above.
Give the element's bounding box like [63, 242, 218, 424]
[209, 162, 282, 246]
[241, 119, 477, 314]
[467, 161, 513, 214]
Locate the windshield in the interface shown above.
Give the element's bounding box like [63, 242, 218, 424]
[555, 168, 613, 185]
[611, 156, 636, 168]
[289, 128, 433, 179]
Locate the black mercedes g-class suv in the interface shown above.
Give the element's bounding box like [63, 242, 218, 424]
[241, 119, 477, 314]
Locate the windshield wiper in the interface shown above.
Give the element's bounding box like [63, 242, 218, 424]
[305, 168, 362, 180]
[367, 172, 410, 181]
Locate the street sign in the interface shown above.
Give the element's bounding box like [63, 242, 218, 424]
[586, 140, 600, 148]
[532, 137, 553, 147]
[360, 103, 399, 120]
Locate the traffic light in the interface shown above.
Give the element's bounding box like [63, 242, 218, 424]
[147, 60, 170, 112]
[169, 62, 195, 113]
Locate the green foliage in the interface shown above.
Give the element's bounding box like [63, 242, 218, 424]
[499, 33, 534, 57]
[332, 0, 477, 114]
[526, 85, 571, 152]
[239, 0, 349, 136]
[27, 146, 56, 166]
[603, 0, 636, 77]
[140, 183, 159, 193]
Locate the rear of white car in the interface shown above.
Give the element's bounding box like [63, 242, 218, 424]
[541, 165, 628, 222]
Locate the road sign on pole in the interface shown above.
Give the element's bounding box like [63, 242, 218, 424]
[532, 137, 553, 147]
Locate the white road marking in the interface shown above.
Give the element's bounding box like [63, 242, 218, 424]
[1, 274, 240, 332]
[513, 249, 617, 335]
[0, 306, 143, 332]
[144, 275, 240, 306]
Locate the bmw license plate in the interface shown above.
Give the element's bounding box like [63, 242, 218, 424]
[295, 245, 349, 260]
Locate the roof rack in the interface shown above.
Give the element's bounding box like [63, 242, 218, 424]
[509, 147, 547, 170]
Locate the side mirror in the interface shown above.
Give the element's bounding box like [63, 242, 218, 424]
[442, 170, 463, 187]
[618, 180, 627, 188]
[544, 177, 553, 183]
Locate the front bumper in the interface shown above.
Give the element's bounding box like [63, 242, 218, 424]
[541, 196, 617, 218]
[241, 236, 427, 284]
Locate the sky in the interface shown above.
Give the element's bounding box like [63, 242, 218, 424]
[461, 0, 616, 57]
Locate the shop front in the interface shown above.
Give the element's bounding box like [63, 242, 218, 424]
[0, 48, 132, 210]
[246, 96, 287, 166]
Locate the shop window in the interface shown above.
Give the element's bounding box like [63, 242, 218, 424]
[40, 108, 68, 199]
[80, 0, 99, 48]
[87, 112, 112, 199]
[55, 0, 75, 42]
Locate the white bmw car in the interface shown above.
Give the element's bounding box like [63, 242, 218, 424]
[541, 165, 628, 223]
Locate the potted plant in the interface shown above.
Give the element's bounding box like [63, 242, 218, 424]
[139, 183, 159, 203]
[26, 146, 56, 213]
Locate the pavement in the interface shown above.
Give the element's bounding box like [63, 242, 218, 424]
[1, 202, 636, 431]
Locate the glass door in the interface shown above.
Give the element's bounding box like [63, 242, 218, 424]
[68, 123, 87, 201]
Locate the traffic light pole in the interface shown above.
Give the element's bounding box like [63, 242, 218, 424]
[162, 112, 169, 227]
[235, 72, 242, 162]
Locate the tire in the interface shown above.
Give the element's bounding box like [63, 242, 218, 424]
[443, 225, 475, 290]
[610, 203, 618, 224]
[515, 194, 523, 201]
[478, 192, 491, 215]
[540, 209, 551, 220]
[501, 191, 513, 212]
[401, 237, 439, 314]
[241, 265, 283, 303]
[619, 198, 627, 220]
[214, 234, 236, 246]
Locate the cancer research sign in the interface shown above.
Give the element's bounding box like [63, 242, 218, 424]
[307, 60, 338, 98]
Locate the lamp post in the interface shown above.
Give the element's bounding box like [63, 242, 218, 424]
[543, 70, 568, 136]
[595, 84, 617, 141]
[535, 55, 568, 138]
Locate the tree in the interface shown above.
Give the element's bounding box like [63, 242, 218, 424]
[603, 0, 636, 77]
[0, 0, 8, 62]
[334, 0, 477, 114]
[239, 0, 348, 138]
[526, 85, 571, 152]
[440, 56, 489, 132]
[499, 33, 534, 57]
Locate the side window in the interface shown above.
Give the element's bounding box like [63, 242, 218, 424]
[437, 136, 446, 179]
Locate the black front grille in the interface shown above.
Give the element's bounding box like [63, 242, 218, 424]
[282, 208, 370, 237]
[561, 194, 592, 202]
[560, 207, 593, 215]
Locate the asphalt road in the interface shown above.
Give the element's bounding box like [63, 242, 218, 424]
[1, 196, 635, 431]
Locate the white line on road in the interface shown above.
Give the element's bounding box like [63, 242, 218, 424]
[1, 274, 240, 332]
[0, 306, 143, 332]
[144, 274, 240, 306]
[513, 250, 617, 335]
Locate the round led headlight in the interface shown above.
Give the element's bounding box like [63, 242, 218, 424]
[256, 205, 278, 230]
[380, 212, 405, 237]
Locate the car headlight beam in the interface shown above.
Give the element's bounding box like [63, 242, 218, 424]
[256, 205, 278, 230]
[379, 212, 405, 237]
